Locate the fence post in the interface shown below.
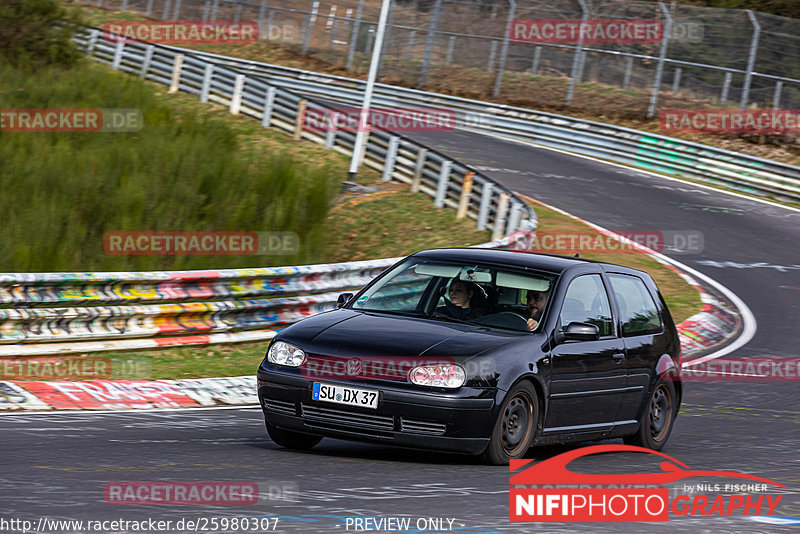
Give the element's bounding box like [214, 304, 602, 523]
[740, 10, 761, 111]
[230, 74, 246, 114]
[492, 193, 510, 241]
[486, 41, 498, 72]
[772, 81, 783, 110]
[257, 0, 267, 40]
[162, 0, 172, 20]
[86, 29, 100, 58]
[646, 2, 672, 118]
[365, 27, 374, 53]
[418, 0, 443, 85]
[411, 148, 428, 193]
[671, 67, 682, 93]
[200, 64, 214, 103]
[477, 182, 493, 231]
[267, 10, 275, 40]
[172, 0, 182, 18]
[622, 56, 633, 89]
[202, 0, 210, 21]
[168, 54, 184, 93]
[140, 45, 154, 80]
[146, 0, 154, 16]
[112, 41, 125, 70]
[506, 202, 522, 235]
[531, 46, 541, 76]
[434, 161, 452, 208]
[445, 36, 455, 65]
[406, 31, 416, 60]
[492, 0, 516, 97]
[346, 0, 364, 70]
[377, 2, 396, 80]
[565, 0, 588, 105]
[720, 71, 732, 104]
[234, 2, 242, 22]
[382, 136, 400, 181]
[121, 0, 129, 9]
[211, 0, 219, 21]
[325, 128, 337, 148]
[456, 172, 474, 219]
[262, 86, 276, 127]
[295, 99, 307, 140]
[302, 1, 319, 54]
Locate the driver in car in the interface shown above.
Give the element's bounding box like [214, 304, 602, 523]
[439, 278, 486, 321]
[526, 289, 549, 331]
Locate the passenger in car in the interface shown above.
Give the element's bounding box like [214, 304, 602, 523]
[439, 278, 487, 321]
[526, 289, 549, 331]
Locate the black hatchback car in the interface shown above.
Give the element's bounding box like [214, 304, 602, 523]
[257, 248, 682, 464]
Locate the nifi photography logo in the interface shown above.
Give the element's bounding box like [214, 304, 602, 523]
[509, 444, 784, 522]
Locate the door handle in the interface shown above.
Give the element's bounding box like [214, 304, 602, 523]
[612, 352, 625, 362]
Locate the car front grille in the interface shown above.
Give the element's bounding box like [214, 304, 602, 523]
[400, 417, 447, 435]
[263, 397, 296, 416]
[300, 403, 396, 432]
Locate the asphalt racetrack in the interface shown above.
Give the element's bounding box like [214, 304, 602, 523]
[3, 129, 800, 533]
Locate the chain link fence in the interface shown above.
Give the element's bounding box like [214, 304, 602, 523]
[80, 0, 800, 118]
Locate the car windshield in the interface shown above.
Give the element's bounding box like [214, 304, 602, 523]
[350, 258, 557, 332]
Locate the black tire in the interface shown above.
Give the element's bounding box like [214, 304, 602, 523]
[265, 420, 322, 450]
[624, 379, 677, 450]
[481, 381, 539, 465]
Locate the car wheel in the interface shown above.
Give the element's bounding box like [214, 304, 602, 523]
[265, 420, 322, 450]
[624, 379, 677, 450]
[481, 381, 538, 465]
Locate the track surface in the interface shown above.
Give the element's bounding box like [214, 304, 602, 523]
[3, 130, 800, 533]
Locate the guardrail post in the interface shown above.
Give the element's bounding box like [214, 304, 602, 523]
[622, 56, 633, 88]
[406, 31, 416, 60]
[200, 64, 214, 103]
[325, 127, 337, 148]
[434, 161, 452, 208]
[566, 0, 588, 106]
[411, 148, 428, 193]
[140, 45, 154, 80]
[492, 193, 510, 241]
[456, 171, 474, 219]
[418, 0, 443, 85]
[671, 67, 682, 93]
[492, 0, 516, 97]
[346, 0, 364, 70]
[86, 29, 100, 58]
[445, 36, 455, 65]
[295, 99, 308, 140]
[486, 41, 498, 72]
[506, 202, 522, 235]
[720, 72, 732, 104]
[740, 10, 761, 111]
[531, 46, 541, 76]
[477, 182, 493, 231]
[772, 81, 783, 110]
[646, 2, 672, 118]
[168, 54, 184, 93]
[112, 41, 125, 70]
[262, 86, 276, 127]
[230, 74, 246, 114]
[382, 136, 400, 181]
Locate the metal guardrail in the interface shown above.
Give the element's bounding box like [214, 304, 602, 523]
[173, 47, 800, 202]
[0, 28, 534, 353]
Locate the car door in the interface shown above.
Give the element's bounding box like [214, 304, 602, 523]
[544, 273, 627, 433]
[607, 272, 666, 422]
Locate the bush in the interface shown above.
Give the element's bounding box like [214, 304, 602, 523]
[0, 0, 82, 68]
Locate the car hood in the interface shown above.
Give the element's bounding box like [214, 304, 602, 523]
[279, 309, 521, 359]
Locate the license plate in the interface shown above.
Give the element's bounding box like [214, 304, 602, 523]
[312, 382, 379, 410]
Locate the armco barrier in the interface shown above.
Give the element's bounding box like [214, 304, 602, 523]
[175, 46, 800, 202]
[73, 27, 535, 240]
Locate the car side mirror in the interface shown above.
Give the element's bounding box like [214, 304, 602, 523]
[562, 322, 600, 342]
[337, 292, 354, 308]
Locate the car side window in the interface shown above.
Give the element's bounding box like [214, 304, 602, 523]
[560, 274, 613, 336]
[608, 274, 662, 337]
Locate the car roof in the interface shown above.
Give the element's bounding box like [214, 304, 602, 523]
[411, 248, 600, 274]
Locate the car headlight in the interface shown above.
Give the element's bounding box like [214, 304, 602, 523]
[408, 363, 466, 388]
[267, 341, 306, 367]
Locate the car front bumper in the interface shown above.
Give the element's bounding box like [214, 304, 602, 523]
[257, 368, 497, 455]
